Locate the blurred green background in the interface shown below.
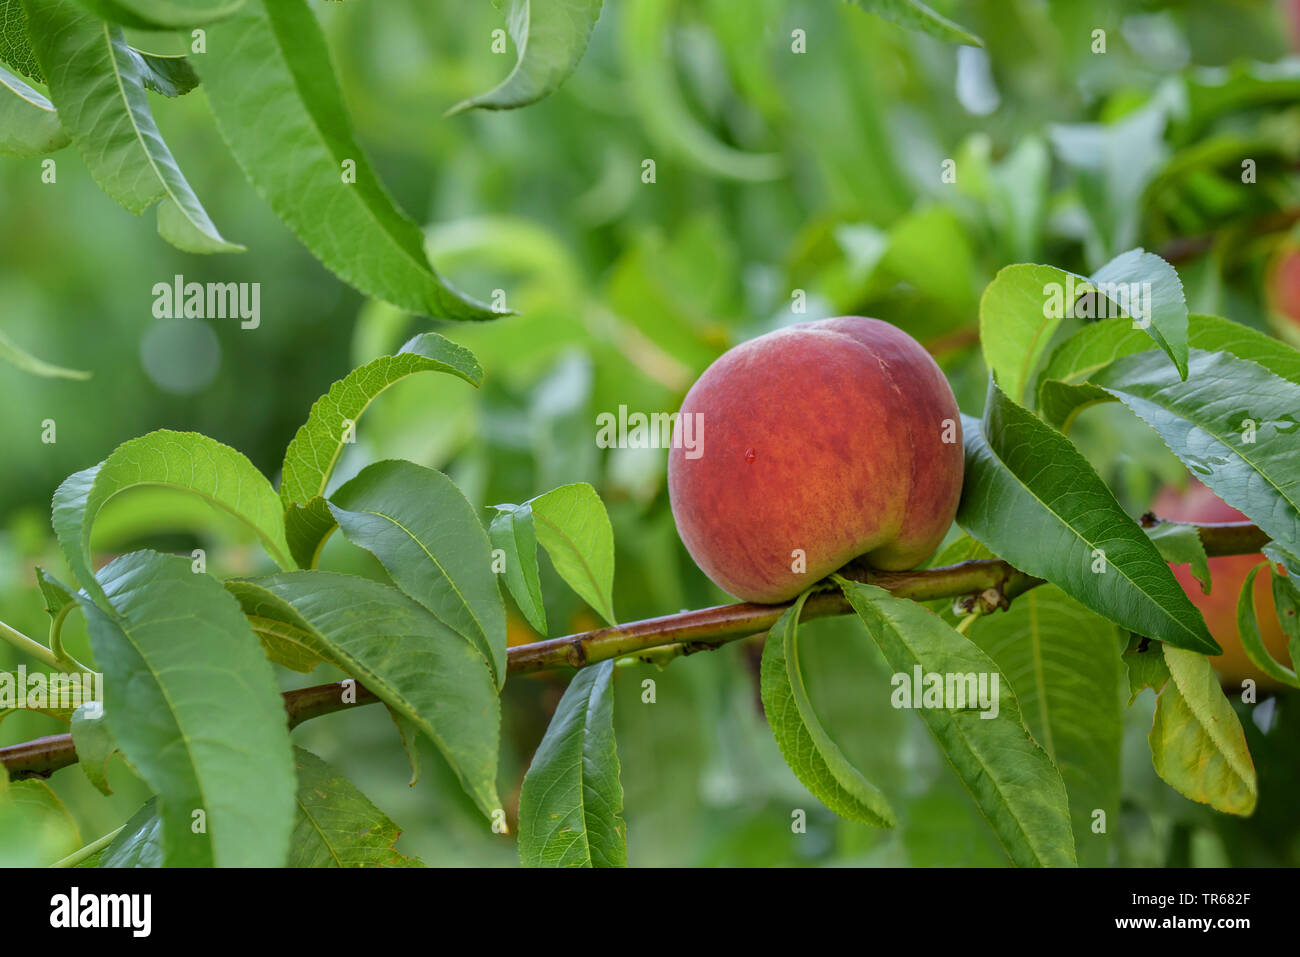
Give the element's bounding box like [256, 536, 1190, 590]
[3, 0, 1300, 866]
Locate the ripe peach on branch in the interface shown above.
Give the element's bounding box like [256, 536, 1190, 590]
[668, 317, 963, 603]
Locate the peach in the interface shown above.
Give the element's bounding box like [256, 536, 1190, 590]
[1153, 481, 1292, 686]
[667, 316, 963, 603]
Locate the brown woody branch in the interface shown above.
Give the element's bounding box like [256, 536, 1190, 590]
[0, 520, 1271, 781]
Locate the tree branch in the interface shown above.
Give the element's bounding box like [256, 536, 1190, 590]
[0, 520, 1270, 781]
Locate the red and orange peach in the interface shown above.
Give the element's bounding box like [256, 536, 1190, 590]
[668, 316, 963, 603]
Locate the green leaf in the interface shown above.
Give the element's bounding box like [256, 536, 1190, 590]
[278, 333, 482, 508]
[290, 747, 422, 867]
[1149, 644, 1257, 816]
[1048, 104, 1166, 260]
[0, 328, 87, 377]
[1036, 313, 1300, 431]
[284, 497, 338, 571]
[1235, 563, 1299, 687]
[228, 573, 502, 818]
[529, 482, 616, 625]
[488, 503, 548, 635]
[518, 659, 626, 867]
[979, 263, 1091, 406]
[0, 0, 196, 95]
[236, 590, 331, 674]
[52, 429, 293, 605]
[1089, 348, 1300, 562]
[22, 0, 241, 253]
[449, 0, 603, 114]
[197, 0, 497, 319]
[386, 707, 422, 787]
[0, 779, 81, 865]
[78, 551, 296, 866]
[1273, 567, 1300, 670]
[34, 567, 77, 618]
[1125, 644, 1171, 704]
[838, 579, 1076, 867]
[0, 0, 39, 82]
[329, 460, 508, 688]
[964, 586, 1123, 866]
[133, 51, 199, 98]
[1088, 248, 1188, 379]
[957, 384, 1219, 654]
[1147, 522, 1211, 593]
[70, 703, 116, 796]
[97, 799, 163, 868]
[988, 136, 1048, 263]
[0, 63, 69, 156]
[74, 0, 246, 30]
[759, 593, 896, 828]
[848, 0, 983, 47]
[619, 0, 782, 183]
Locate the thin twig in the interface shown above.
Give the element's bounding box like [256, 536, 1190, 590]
[0, 521, 1271, 781]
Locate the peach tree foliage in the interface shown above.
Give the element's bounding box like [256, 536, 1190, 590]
[0, 242, 1295, 867]
[1, 0, 1299, 868]
[0, 0, 975, 332]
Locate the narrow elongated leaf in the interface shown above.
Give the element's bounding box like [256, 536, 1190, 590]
[1149, 645, 1257, 816]
[290, 748, 422, 867]
[759, 594, 896, 828]
[529, 483, 616, 625]
[78, 551, 296, 866]
[1037, 313, 1300, 430]
[52, 430, 293, 605]
[0, 63, 68, 156]
[957, 383, 1218, 654]
[1090, 348, 1300, 561]
[620, 0, 782, 183]
[75, 0, 246, 30]
[1236, 563, 1299, 687]
[1088, 248, 1188, 379]
[849, 0, 983, 46]
[0, 329, 86, 376]
[518, 659, 625, 867]
[489, 503, 548, 635]
[279, 333, 482, 508]
[979, 263, 1090, 406]
[198, 0, 497, 319]
[964, 586, 1123, 866]
[23, 0, 241, 253]
[449, 0, 603, 114]
[1147, 522, 1211, 593]
[228, 573, 501, 818]
[329, 460, 507, 687]
[1055, 313, 1300, 387]
[838, 579, 1076, 867]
